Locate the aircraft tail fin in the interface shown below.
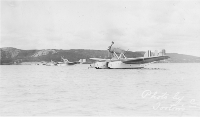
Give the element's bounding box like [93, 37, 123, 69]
[144, 49, 166, 57]
[77, 59, 82, 64]
[78, 59, 86, 64]
[144, 50, 153, 57]
[158, 49, 166, 56]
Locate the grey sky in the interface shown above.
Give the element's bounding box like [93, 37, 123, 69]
[1, 0, 200, 56]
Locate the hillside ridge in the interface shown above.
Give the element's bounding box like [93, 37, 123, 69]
[1, 47, 200, 65]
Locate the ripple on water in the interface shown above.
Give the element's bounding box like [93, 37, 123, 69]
[0, 64, 200, 116]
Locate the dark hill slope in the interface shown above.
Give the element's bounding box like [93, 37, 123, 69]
[1, 47, 200, 64]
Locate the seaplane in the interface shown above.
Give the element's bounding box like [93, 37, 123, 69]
[90, 41, 170, 69]
[61, 56, 80, 65]
[46, 60, 57, 66]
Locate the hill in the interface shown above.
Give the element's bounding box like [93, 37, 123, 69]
[166, 53, 200, 63]
[0, 47, 200, 65]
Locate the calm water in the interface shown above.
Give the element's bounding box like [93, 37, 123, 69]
[0, 63, 200, 116]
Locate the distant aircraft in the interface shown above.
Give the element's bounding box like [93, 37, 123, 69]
[46, 60, 57, 66]
[61, 56, 80, 65]
[90, 41, 170, 69]
[78, 59, 86, 64]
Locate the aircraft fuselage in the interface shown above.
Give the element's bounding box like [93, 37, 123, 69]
[94, 61, 144, 69]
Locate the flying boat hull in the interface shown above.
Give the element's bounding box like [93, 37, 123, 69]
[93, 61, 144, 69]
[94, 62, 109, 69]
[108, 61, 143, 69]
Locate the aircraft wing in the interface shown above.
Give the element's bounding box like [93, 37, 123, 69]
[90, 58, 110, 62]
[122, 56, 170, 64]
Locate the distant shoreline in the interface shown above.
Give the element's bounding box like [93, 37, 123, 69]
[1, 48, 200, 65]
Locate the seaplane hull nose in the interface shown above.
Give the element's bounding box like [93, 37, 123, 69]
[108, 61, 144, 69]
[94, 62, 109, 69]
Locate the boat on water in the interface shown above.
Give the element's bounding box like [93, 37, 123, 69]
[90, 41, 170, 69]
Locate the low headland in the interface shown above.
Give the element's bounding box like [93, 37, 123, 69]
[1, 47, 200, 65]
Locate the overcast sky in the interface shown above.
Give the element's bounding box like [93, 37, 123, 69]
[1, 0, 200, 56]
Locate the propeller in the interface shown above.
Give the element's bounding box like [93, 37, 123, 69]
[107, 41, 114, 58]
[107, 41, 114, 52]
[107, 48, 112, 59]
